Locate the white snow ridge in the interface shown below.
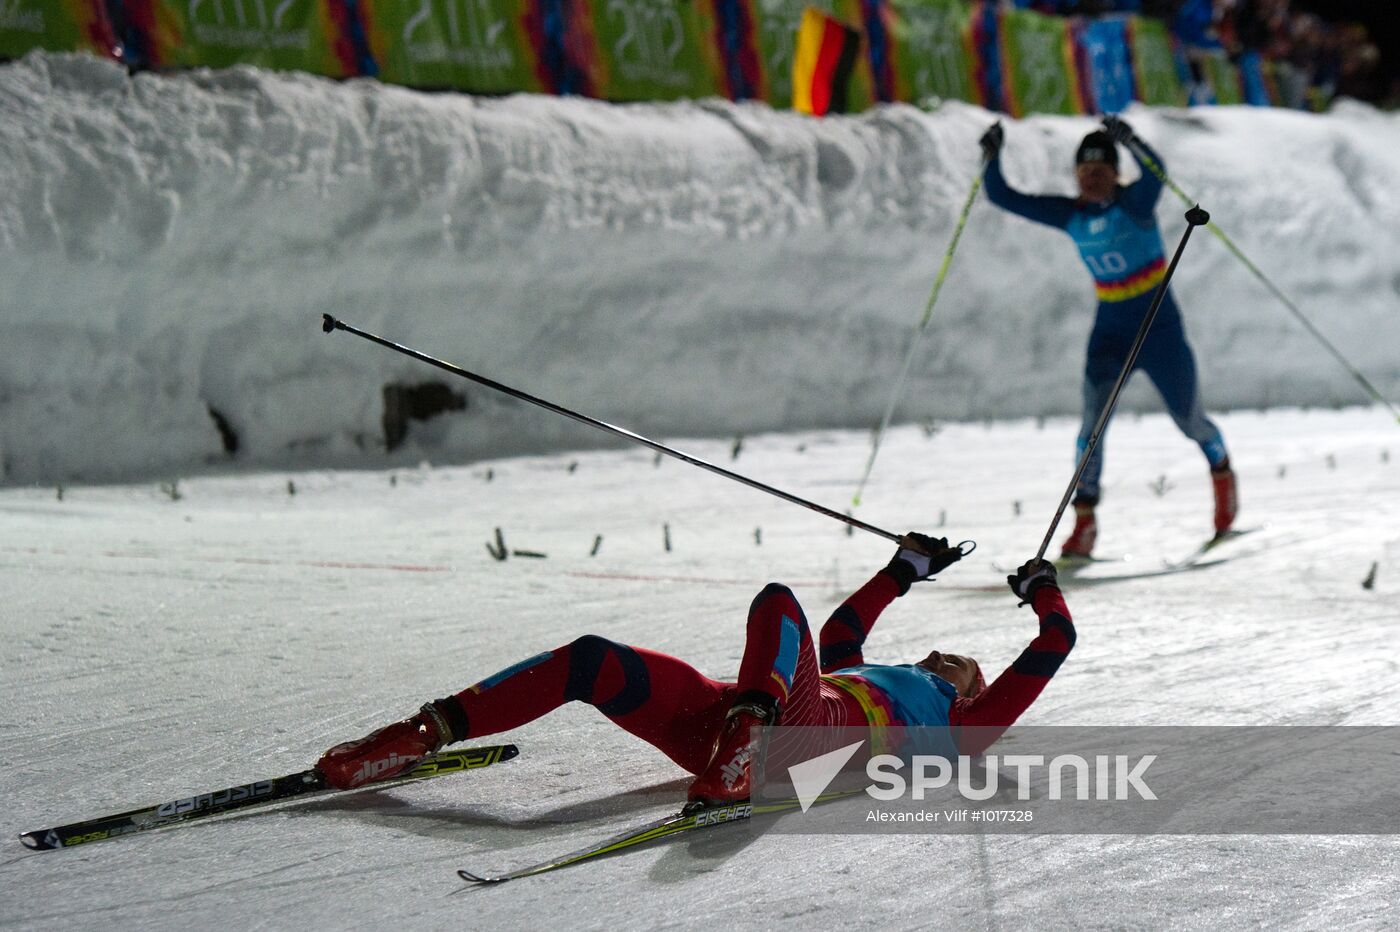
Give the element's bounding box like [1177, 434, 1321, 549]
[3, 51, 1400, 483]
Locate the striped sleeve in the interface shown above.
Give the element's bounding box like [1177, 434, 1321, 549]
[950, 585, 1076, 755]
[817, 564, 910, 673]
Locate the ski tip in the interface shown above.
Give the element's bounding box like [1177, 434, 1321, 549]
[18, 832, 47, 850]
[458, 869, 506, 885]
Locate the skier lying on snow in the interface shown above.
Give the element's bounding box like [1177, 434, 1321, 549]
[317, 536, 1075, 811]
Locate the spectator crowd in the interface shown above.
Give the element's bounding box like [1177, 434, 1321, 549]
[1010, 0, 1394, 108]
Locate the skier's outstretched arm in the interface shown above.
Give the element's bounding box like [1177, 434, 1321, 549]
[983, 156, 1077, 231]
[1112, 119, 1165, 219]
[818, 534, 963, 673]
[950, 561, 1076, 755]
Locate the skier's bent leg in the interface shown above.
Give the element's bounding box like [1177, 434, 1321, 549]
[687, 584, 854, 808]
[1140, 326, 1236, 532]
[734, 584, 811, 710]
[1140, 329, 1228, 468]
[318, 635, 730, 788]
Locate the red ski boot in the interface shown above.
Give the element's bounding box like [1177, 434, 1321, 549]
[1059, 501, 1097, 560]
[684, 694, 778, 812]
[316, 705, 449, 790]
[1211, 462, 1238, 536]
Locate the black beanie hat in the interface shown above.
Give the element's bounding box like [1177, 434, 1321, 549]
[1075, 130, 1119, 169]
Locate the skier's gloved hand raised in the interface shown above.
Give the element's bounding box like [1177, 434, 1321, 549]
[979, 122, 1004, 161]
[1007, 558, 1059, 605]
[890, 532, 964, 585]
[1101, 114, 1134, 145]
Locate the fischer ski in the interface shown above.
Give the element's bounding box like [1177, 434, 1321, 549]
[19, 743, 518, 851]
[458, 790, 862, 884]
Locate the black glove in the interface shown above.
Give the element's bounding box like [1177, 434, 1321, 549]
[1101, 114, 1134, 145]
[890, 533, 963, 584]
[979, 122, 1004, 162]
[1006, 559, 1059, 605]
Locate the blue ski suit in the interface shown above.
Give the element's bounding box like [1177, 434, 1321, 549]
[983, 137, 1228, 501]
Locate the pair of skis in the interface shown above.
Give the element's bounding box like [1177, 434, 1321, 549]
[458, 789, 863, 884]
[957, 527, 1263, 594]
[20, 742, 830, 883]
[19, 744, 518, 851]
[1050, 526, 1263, 584]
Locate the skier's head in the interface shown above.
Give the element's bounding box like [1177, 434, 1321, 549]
[917, 650, 984, 698]
[1074, 130, 1119, 203]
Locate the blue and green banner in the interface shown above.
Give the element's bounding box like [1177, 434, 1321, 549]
[887, 0, 979, 107]
[574, 0, 722, 101]
[1197, 48, 1242, 105]
[360, 0, 547, 93]
[1, 1, 1312, 115]
[1, 0, 118, 60]
[997, 5, 1084, 117]
[1126, 13, 1185, 106]
[1075, 15, 1132, 114]
[125, 0, 354, 76]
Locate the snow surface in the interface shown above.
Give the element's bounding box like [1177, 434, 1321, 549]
[2, 407, 1399, 928]
[3, 49, 1400, 929]
[3, 51, 1400, 485]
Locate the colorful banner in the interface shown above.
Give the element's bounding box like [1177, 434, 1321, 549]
[1, 0, 118, 60]
[126, 0, 353, 76]
[574, 0, 722, 101]
[969, 1, 1000, 112]
[1076, 15, 1132, 115]
[886, 0, 978, 107]
[708, 0, 763, 100]
[997, 6, 1083, 117]
[750, 0, 869, 111]
[792, 4, 859, 114]
[1126, 13, 1184, 106]
[4, 2, 1310, 116]
[360, 0, 546, 93]
[1198, 48, 1241, 105]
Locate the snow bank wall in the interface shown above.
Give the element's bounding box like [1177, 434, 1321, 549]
[3, 51, 1399, 484]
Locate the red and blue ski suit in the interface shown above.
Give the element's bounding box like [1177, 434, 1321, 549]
[983, 137, 1228, 502]
[428, 561, 1075, 769]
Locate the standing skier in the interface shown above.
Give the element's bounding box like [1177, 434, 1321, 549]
[979, 116, 1237, 558]
[316, 536, 1074, 810]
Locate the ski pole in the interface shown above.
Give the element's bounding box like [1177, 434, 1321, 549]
[1034, 206, 1210, 564]
[1129, 140, 1399, 424]
[852, 163, 985, 508]
[322, 315, 903, 543]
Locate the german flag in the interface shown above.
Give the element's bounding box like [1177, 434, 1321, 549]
[792, 7, 862, 116]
